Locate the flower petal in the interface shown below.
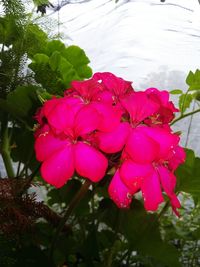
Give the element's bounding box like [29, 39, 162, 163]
[168, 146, 186, 171]
[121, 92, 159, 124]
[74, 105, 100, 136]
[41, 144, 74, 188]
[74, 142, 108, 182]
[158, 165, 181, 215]
[46, 99, 75, 133]
[158, 165, 176, 197]
[125, 128, 159, 164]
[71, 78, 103, 101]
[108, 170, 133, 208]
[91, 102, 122, 132]
[120, 160, 153, 192]
[45, 97, 83, 134]
[93, 72, 133, 96]
[35, 131, 69, 162]
[141, 170, 164, 211]
[43, 98, 60, 117]
[140, 127, 180, 160]
[95, 122, 130, 153]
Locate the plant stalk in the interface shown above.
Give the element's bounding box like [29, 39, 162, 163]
[171, 108, 200, 125]
[49, 179, 92, 258]
[1, 116, 15, 178]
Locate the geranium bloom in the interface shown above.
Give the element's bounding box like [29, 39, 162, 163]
[93, 72, 133, 100]
[119, 127, 184, 213]
[34, 72, 185, 216]
[145, 88, 179, 124]
[35, 102, 108, 188]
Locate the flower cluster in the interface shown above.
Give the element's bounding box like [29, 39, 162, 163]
[34, 72, 185, 215]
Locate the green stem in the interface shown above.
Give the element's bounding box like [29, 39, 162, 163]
[49, 179, 92, 259]
[157, 200, 170, 220]
[1, 116, 15, 178]
[171, 108, 200, 125]
[181, 89, 189, 116]
[17, 163, 41, 196]
[106, 210, 121, 267]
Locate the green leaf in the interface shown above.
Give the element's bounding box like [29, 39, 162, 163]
[49, 51, 62, 71]
[45, 40, 65, 56]
[0, 16, 23, 46]
[121, 200, 181, 267]
[62, 45, 90, 67]
[76, 65, 92, 78]
[11, 127, 38, 170]
[58, 57, 80, 85]
[0, 86, 41, 129]
[186, 69, 200, 91]
[32, 53, 49, 65]
[33, 0, 49, 5]
[24, 24, 48, 57]
[186, 71, 195, 86]
[178, 93, 193, 113]
[6, 85, 39, 120]
[170, 89, 183, 95]
[176, 149, 200, 197]
[29, 41, 92, 94]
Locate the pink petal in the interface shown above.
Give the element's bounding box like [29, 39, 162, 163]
[91, 102, 122, 132]
[168, 146, 186, 171]
[140, 127, 180, 160]
[171, 195, 181, 216]
[35, 131, 69, 162]
[146, 88, 179, 112]
[45, 97, 83, 134]
[46, 100, 75, 133]
[158, 165, 181, 215]
[108, 170, 133, 208]
[121, 92, 159, 124]
[125, 128, 159, 164]
[43, 98, 60, 117]
[93, 72, 133, 96]
[145, 88, 179, 123]
[141, 170, 164, 211]
[74, 142, 108, 182]
[71, 78, 103, 101]
[95, 122, 130, 153]
[74, 105, 101, 136]
[158, 165, 176, 197]
[120, 160, 153, 192]
[94, 90, 114, 105]
[41, 144, 74, 188]
[146, 88, 169, 106]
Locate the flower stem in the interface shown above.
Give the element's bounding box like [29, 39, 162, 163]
[157, 200, 170, 220]
[17, 163, 41, 196]
[49, 179, 92, 259]
[0, 115, 15, 178]
[171, 108, 200, 125]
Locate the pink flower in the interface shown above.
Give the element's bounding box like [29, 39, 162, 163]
[121, 92, 159, 126]
[108, 170, 133, 208]
[114, 127, 182, 214]
[93, 72, 133, 99]
[33, 72, 185, 216]
[35, 104, 108, 188]
[145, 88, 179, 124]
[65, 78, 123, 133]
